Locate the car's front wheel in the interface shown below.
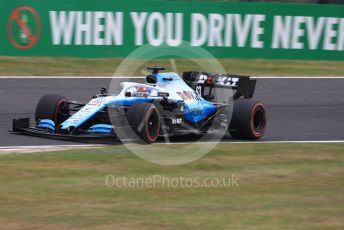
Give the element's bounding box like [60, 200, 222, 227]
[127, 102, 161, 143]
[35, 94, 69, 126]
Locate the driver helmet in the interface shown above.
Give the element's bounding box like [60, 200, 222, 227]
[133, 87, 150, 97]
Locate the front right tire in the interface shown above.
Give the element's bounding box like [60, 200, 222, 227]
[35, 94, 69, 126]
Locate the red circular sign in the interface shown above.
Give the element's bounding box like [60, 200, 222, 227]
[7, 6, 41, 49]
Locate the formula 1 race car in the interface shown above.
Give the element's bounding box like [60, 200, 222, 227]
[11, 67, 266, 143]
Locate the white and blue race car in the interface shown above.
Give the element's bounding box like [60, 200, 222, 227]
[11, 67, 266, 143]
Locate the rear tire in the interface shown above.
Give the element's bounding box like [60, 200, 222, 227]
[35, 94, 69, 126]
[229, 99, 266, 140]
[127, 103, 161, 144]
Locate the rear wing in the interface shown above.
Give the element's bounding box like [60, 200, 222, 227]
[182, 71, 256, 100]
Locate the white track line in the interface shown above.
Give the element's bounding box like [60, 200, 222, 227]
[157, 140, 344, 145]
[0, 76, 344, 79]
[1, 141, 343, 154]
[252, 76, 344, 79]
[0, 144, 105, 149]
[1, 140, 344, 150]
[0, 144, 106, 154]
[0, 76, 144, 79]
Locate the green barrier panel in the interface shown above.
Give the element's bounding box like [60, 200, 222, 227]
[0, 0, 343, 60]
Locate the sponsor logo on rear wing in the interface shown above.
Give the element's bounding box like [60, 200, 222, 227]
[182, 71, 256, 99]
[182, 71, 249, 88]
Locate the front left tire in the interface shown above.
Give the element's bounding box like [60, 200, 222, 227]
[126, 102, 161, 143]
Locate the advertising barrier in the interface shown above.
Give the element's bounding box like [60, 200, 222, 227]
[0, 0, 343, 60]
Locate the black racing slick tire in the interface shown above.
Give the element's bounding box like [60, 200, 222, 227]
[35, 94, 69, 126]
[229, 99, 266, 140]
[127, 102, 161, 144]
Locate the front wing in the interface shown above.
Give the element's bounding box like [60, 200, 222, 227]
[10, 117, 118, 143]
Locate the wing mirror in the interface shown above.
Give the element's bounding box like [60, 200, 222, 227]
[157, 92, 169, 99]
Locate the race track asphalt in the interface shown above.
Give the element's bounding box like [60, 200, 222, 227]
[0, 77, 343, 146]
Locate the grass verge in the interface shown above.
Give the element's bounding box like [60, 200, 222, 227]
[0, 56, 343, 76]
[0, 143, 343, 230]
